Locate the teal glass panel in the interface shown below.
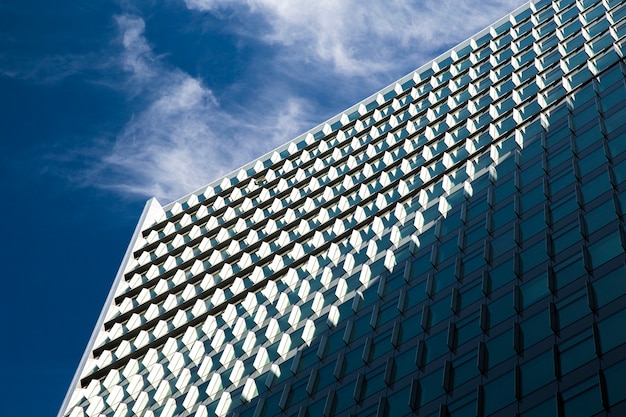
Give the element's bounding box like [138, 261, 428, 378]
[460, 280, 483, 310]
[604, 358, 626, 406]
[553, 222, 580, 254]
[520, 211, 545, 242]
[520, 272, 550, 308]
[520, 239, 547, 273]
[395, 348, 418, 380]
[550, 193, 578, 223]
[491, 258, 515, 291]
[556, 288, 589, 329]
[387, 385, 411, 416]
[580, 171, 611, 204]
[419, 366, 445, 406]
[363, 367, 386, 398]
[554, 254, 585, 289]
[486, 328, 514, 369]
[593, 266, 626, 308]
[425, 329, 448, 364]
[573, 118, 603, 153]
[562, 378, 602, 417]
[483, 370, 515, 416]
[584, 198, 615, 235]
[588, 230, 622, 269]
[520, 397, 555, 416]
[558, 329, 595, 376]
[521, 309, 552, 349]
[449, 393, 476, 417]
[453, 350, 479, 389]
[521, 350, 553, 395]
[332, 384, 354, 417]
[578, 146, 606, 178]
[597, 307, 626, 354]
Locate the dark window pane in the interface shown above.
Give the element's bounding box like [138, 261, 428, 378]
[521, 350, 554, 395]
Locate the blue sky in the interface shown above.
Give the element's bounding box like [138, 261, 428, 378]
[0, 0, 525, 415]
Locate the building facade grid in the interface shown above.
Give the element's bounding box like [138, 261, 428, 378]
[61, 0, 626, 416]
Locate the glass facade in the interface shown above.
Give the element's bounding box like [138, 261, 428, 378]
[60, 0, 626, 416]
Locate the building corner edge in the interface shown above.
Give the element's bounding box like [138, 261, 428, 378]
[56, 197, 165, 417]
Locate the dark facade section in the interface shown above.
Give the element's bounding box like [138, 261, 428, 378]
[233, 58, 626, 417]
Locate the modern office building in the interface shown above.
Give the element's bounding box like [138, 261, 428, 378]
[60, 0, 626, 416]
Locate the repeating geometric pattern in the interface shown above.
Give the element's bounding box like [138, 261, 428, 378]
[60, 0, 626, 416]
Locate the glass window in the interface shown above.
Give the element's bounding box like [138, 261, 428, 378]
[613, 157, 626, 184]
[493, 177, 515, 204]
[486, 328, 514, 369]
[561, 377, 602, 417]
[317, 361, 336, 391]
[520, 397, 555, 416]
[558, 328, 595, 376]
[584, 198, 616, 235]
[411, 253, 432, 280]
[463, 248, 485, 276]
[401, 310, 423, 344]
[608, 131, 626, 158]
[371, 328, 393, 361]
[460, 280, 483, 310]
[580, 171, 611, 204]
[573, 118, 603, 153]
[521, 309, 552, 349]
[554, 254, 585, 289]
[588, 229, 622, 270]
[578, 146, 606, 179]
[556, 287, 589, 329]
[520, 239, 547, 273]
[604, 358, 626, 406]
[363, 367, 386, 398]
[333, 383, 355, 415]
[387, 385, 411, 417]
[453, 350, 479, 389]
[571, 104, 599, 132]
[395, 348, 418, 381]
[386, 268, 407, 295]
[550, 193, 578, 223]
[438, 235, 460, 261]
[493, 202, 515, 230]
[432, 263, 456, 296]
[520, 210, 545, 242]
[553, 221, 580, 254]
[287, 377, 309, 409]
[593, 265, 626, 308]
[465, 218, 488, 247]
[419, 365, 445, 407]
[406, 279, 428, 309]
[491, 258, 515, 291]
[379, 301, 400, 326]
[425, 329, 448, 364]
[448, 392, 477, 417]
[548, 141, 574, 167]
[598, 307, 626, 354]
[457, 310, 481, 345]
[484, 370, 515, 416]
[599, 84, 626, 114]
[521, 272, 550, 308]
[521, 350, 554, 396]
[520, 160, 543, 189]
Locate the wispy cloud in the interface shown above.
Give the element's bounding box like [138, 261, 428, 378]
[87, 1, 526, 203]
[92, 15, 312, 201]
[184, 0, 525, 78]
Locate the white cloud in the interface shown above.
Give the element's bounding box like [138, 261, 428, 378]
[94, 15, 312, 202]
[184, 0, 525, 77]
[95, 1, 527, 202]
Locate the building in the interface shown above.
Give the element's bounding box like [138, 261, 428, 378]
[59, 0, 626, 416]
